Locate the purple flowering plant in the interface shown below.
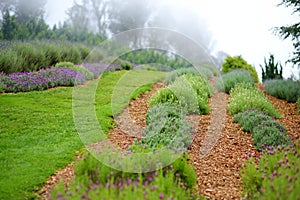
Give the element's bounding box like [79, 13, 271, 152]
[0, 68, 87, 93]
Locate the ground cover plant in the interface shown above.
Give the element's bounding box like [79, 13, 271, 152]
[50, 151, 202, 200]
[151, 74, 212, 114]
[234, 110, 289, 151]
[0, 67, 87, 93]
[55, 62, 95, 80]
[0, 70, 166, 200]
[216, 70, 254, 93]
[264, 79, 300, 103]
[134, 103, 193, 151]
[228, 83, 281, 118]
[165, 67, 214, 84]
[241, 142, 300, 199]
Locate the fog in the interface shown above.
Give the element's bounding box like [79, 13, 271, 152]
[7, 0, 297, 78]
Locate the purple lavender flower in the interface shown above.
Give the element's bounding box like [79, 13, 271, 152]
[1, 67, 87, 93]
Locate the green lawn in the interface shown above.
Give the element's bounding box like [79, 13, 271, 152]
[0, 70, 166, 200]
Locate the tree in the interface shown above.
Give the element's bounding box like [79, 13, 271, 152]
[1, 9, 18, 40]
[14, 0, 47, 23]
[275, 0, 300, 67]
[260, 54, 283, 82]
[90, 0, 108, 36]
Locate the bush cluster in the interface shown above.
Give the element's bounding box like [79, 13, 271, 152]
[234, 110, 289, 151]
[165, 67, 215, 85]
[0, 68, 87, 93]
[264, 79, 300, 103]
[241, 143, 300, 199]
[150, 74, 211, 114]
[165, 68, 201, 84]
[134, 103, 192, 151]
[216, 70, 254, 93]
[51, 151, 201, 200]
[228, 83, 280, 118]
[55, 62, 95, 80]
[0, 40, 93, 74]
[222, 55, 259, 83]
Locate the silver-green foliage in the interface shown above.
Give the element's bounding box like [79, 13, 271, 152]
[228, 83, 280, 118]
[216, 70, 254, 93]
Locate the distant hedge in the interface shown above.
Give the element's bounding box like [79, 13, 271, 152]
[0, 40, 97, 74]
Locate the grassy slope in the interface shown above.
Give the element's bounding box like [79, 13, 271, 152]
[0, 70, 166, 200]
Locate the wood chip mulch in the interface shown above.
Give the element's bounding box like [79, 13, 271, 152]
[38, 81, 299, 200]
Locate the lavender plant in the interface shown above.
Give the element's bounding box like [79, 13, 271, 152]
[55, 62, 95, 80]
[241, 142, 300, 199]
[264, 79, 300, 103]
[50, 151, 202, 200]
[0, 68, 86, 93]
[216, 70, 254, 93]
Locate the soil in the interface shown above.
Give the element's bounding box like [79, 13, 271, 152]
[38, 80, 300, 200]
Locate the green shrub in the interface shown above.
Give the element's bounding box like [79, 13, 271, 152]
[0, 50, 23, 73]
[184, 74, 213, 98]
[0, 73, 8, 93]
[149, 88, 179, 107]
[55, 62, 94, 80]
[264, 79, 300, 103]
[172, 154, 197, 188]
[121, 61, 133, 70]
[150, 75, 211, 114]
[228, 83, 280, 118]
[233, 109, 273, 132]
[165, 68, 200, 84]
[169, 76, 203, 114]
[241, 143, 300, 199]
[216, 70, 254, 93]
[0, 41, 92, 74]
[51, 151, 202, 200]
[146, 103, 185, 125]
[137, 103, 193, 150]
[252, 121, 289, 151]
[260, 54, 283, 82]
[222, 55, 259, 83]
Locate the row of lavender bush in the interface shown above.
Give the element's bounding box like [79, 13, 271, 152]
[0, 62, 108, 93]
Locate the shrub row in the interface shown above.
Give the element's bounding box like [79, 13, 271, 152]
[133, 103, 193, 151]
[228, 83, 280, 118]
[55, 62, 95, 80]
[0, 40, 95, 74]
[241, 143, 300, 199]
[165, 67, 214, 84]
[50, 92, 200, 199]
[234, 110, 290, 151]
[150, 74, 212, 114]
[264, 79, 300, 103]
[51, 151, 201, 199]
[0, 68, 86, 93]
[0, 61, 107, 93]
[216, 70, 254, 93]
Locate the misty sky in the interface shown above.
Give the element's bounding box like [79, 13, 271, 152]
[45, 0, 299, 78]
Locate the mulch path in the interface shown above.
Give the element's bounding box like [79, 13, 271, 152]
[38, 80, 300, 200]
